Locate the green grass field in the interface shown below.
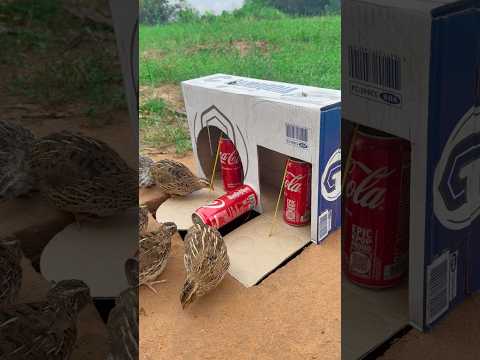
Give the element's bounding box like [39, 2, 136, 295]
[139, 10, 340, 154]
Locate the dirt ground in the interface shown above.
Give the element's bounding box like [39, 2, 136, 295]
[139, 152, 341, 360]
[381, 293, 480, 359]
[139, 232, 341, 360]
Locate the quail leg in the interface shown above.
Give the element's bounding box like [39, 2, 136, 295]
[144, 280, 166, 295]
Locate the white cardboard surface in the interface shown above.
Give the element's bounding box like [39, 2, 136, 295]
[342, 278, 409, 359]
[40, 208, 138, 298]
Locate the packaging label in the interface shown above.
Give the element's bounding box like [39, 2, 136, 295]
[347, 46, 403, 108]
[285, 122, 310, 149]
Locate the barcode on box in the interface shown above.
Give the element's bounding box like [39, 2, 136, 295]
[348, 46, 402, 91]
[286, 123, 309, 148]
[426, 252, 449, 325]
[318, 210, 331, 240]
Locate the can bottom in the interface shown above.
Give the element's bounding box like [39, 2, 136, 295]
[345, 271, 406, 289]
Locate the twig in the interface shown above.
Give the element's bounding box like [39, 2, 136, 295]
[269, 159, 290, 237]
[209, 136, 222, 191]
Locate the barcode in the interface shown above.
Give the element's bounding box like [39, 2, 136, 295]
[318, 210, 331, 240]
[427, 253, 449, 325]
[348, 46, 402, 90]
[286, 123, 308, 142]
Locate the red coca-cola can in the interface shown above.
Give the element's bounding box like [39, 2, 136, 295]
[283, 159, 312, 226]
[220, 138, 243, 191]
[343, 127, 410, 288]
[192, 184, 257, 229]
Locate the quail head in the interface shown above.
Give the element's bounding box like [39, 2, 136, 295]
[107, 257, 139, 360]
[31, 131, 137, 222]
[150, 159, 209, 196]
[139, 155, 155, 188]
[139, 222, 177, 294]
[0, 236, 23, 306]
[180, 224, 230, 309]
[0, 279, 91, 360]
[0, 120, 36, 200]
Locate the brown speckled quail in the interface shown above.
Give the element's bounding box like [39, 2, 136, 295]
[150, 159, 209, 196]
[0, 279, 91, 359]
[139, 222, 177, 294]
[0, 237, 23, 306]
[31, 131, 137, 222]
[139, 205, 149, 236]
[139, 155, 155, 188]
[107, 257, 138, 360]
[0, 120, 36, 200]
[180, 224, 230, 309]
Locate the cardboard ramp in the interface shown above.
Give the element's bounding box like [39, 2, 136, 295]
[342, 277, 409, 359]
[40, 208, 138, 298]
[156, 182, 311, 287]
[155, 181, 223, 230]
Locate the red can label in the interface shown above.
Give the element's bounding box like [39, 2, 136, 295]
[343, 130, 410, 288]
[193, 185, 257, 229]
[220, 138, 243, 191]
[283, 159, 311, 226]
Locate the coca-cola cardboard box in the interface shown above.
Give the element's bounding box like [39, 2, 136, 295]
[182, 74, 341, 245]
[342, 0, 480, 334]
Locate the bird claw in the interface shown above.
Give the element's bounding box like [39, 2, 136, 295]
[144, 280, 166, 295]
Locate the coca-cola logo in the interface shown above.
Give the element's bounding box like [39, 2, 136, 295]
[346, 160, 395, 209]
[226, 186, 250, 200]
[285, 172, 305, 193]
[221, 151, 240, 166]
[204, 199, 225, 209]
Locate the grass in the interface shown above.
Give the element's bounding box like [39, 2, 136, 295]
[140, 98, 192, 154]
[139, 14, 340, 88]
[139, 9, 340, 155]
[0, 0, 126, 120]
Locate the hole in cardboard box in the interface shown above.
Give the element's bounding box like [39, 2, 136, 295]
[252, 146, 312, 284]
[342, 120, 410, 358]
[196, 125, 229, 180]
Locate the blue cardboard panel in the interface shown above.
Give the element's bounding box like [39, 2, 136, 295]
[316, 105, 342, 243]
[426, 6, 480, 327]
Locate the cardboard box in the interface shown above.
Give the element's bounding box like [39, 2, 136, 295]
[342, 0, 480, 331]
[182, 74, 341, 244]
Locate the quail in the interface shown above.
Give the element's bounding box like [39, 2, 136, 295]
[0, 237, 23, 306]
[139, 205, 149, 236]
[107, 257, 139, 360]
[0, 120, 36, 200]
[139, 155, 155, 188]
[31, 131, 137, 222]
[150, 159, 209, 196]
[180, 224, 230, 309]
[0, 279, 91, 359]
[139, 222, 177, 294]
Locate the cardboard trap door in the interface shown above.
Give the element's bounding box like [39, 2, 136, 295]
[40, 208, 138, 298]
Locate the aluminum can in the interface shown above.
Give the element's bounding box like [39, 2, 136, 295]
[283, 159, 311, 226]
[343, 127, 410, 288]
[193, 185, 257, 229]
[220, 138, 243, 191]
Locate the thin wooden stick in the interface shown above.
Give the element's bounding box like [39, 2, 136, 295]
[209, 136, 223, 191]
[269, 159, 290, 237]
[342, 124, 359, 192]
